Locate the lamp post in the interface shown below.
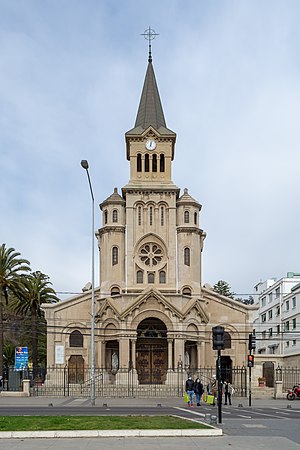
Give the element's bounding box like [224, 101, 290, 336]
[80, 159, 95, 406]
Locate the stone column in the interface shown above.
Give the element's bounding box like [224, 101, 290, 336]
[100, 340, 106, 368]
[119, 338, 130, 368]
[174, 338, 185, 369]
[131, 339, 137, 369]
[168, 339, 173, 370]
[197, 341, 201, 368]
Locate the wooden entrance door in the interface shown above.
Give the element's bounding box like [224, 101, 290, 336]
[136, 342, 167, 384]
[68, 355, 84, 383]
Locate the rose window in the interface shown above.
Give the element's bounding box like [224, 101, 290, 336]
[139, 243, 163, 267]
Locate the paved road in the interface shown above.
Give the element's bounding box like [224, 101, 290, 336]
[1, 396, 300, 449]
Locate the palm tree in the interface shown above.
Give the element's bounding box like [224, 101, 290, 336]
[11, 271, 59, 377]
[0, 244, 30, 376]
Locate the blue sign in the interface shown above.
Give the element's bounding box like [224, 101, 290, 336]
[15, 347, 29, 370]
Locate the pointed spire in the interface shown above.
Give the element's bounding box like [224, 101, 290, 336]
[134, 61, 166, 130]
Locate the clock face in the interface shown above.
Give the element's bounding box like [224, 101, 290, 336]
[145, 139, 156, 150]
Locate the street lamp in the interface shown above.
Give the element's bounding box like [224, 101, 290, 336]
[80, 159, 95, 406]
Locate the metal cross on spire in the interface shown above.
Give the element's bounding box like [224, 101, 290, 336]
[140, 27, 159, 63]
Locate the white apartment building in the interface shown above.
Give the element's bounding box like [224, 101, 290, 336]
[253, 273, 300, 363]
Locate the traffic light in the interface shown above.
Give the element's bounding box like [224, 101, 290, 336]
[248, 333, 256, 350]
[212, 326, 225, 350]
[247, 354, 254, 368]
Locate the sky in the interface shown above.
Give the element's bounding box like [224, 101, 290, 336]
[1, 0, 300, 301]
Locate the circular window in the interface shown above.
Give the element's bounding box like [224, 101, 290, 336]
[138, 243, 163, 267]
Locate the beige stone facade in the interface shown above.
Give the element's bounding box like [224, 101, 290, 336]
[42, 55, 256, 388]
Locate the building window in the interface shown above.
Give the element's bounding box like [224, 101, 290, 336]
[268, 292, 273, 303]
[138, 206, 142, 226]
[137, 270, 143, 284]
[182, 287, 192, 296]
[292, 297, 296, 308]
[161, 207, 164, 226]
[184, 211, 189, 224]
[261, 297, 266, 307]
[104, 210, 108, 224]
[261, 313, 266, 323]
[145, 153, 149, 172]
[286, 341, 290, 348]
[111, 287, 120, 296]
[152, 154, 157, 172]
[292, 340, 296, 346]
[160, 154, 165, 172]
[268, 310, 272, 320]
[286, 300, 290, 311]
[112, 209, 118, 223]
[293, 318, 296, 329]
[184, 247, 190, 266]
[194, 212, 197, 225]
[137, 153, 142, 172]
[276, 325, 280, 334]
[275, 287, 280, 298]
[69, 330, 83, 348]
[269, 328, 273, 337]
[262, 330, 266, 339]
[149, 206, 153, 226]
[112, 246, 118, 265]
[285, 321, 289, 331]
[148, 273, 155, 284]
[159, 271, 166, 284]
[139, 243, 163, 266]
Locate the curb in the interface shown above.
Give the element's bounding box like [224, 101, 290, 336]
[0, 428, 223, 439]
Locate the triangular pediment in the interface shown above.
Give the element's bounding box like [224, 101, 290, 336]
[96, 298, 122, 320]
[120, 287, 183, 320]
[182, 299, 209, 324]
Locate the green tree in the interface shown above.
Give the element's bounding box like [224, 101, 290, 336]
[11, 271, 59, 376]
[0, 244, 30, 375]
[213, 280, 235, 299]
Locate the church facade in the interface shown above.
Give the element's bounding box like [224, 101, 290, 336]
[42, 50, 255, 391]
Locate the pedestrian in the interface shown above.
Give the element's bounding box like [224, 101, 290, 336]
[223, 380, 234, 405]
[0, 375, 3, 392]
[185, 375, 195, 407]
[194, 378, 204, 406]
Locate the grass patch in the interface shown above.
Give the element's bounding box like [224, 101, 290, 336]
[0, 416, 211, 431]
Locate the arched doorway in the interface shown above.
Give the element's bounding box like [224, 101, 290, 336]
[263, 361, 274, 387]
[68, 355, 84, 383]
[136, 318, 167, 384]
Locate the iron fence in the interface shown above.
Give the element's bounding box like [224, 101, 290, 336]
[276, 366, 300, 391]
[23, 365, 248, 398]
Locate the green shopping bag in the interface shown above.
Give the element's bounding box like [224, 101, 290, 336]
[183, 392, 189, 402]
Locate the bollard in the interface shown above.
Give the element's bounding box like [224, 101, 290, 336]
[210, 415, 217, 425]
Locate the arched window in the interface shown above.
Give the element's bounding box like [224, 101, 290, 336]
[184, 247, 190, 266]
[160, 154, 165, 172]
[145, 153, 150, 172]
[224, 332, 231, 349]
[112, 209, 118, 223]
[148, 273, 155, 284]
[69, 330, 83, 348]
[184, 211, 189, 223]
[182, 287, 192, 296]
[137, 270, 143, 284]
[104, 210, 108, 224]
[112, 246, 118, 266]
[149, 206, 153, 226]
[111, 287, 120, 296]
[138, 206, 142, 226]
[161, 207, 164, 226]
[137, 153, 142, 172]
[152, 154, 157, 172]
[194, 211, 197, 225]
[159, 271, 166, 284]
